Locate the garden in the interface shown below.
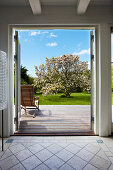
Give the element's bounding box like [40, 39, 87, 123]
[21, 54, 91, 105]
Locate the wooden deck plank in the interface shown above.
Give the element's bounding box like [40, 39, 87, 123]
[18, 105, 91, 133]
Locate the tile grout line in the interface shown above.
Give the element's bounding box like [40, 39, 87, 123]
[80, 145, 102, 170]
[32, 142, 75, 170]
[41, 141, 90, 170]
[8, 146, 29, 170]
[57, 143, 88, 170]
[98, 141, 113, 170]
[8, 141, 44, 170]
[0, 142, 12, 161]
[1, 138, 113, 170]
[65, 142, 101, 170]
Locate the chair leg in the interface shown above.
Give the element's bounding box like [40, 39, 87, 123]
[25, 108, 27, 114]
[33, 110, 36, 118]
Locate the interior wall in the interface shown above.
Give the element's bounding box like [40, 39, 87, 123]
[98, 24, 112, 136]
[0, 6, 113, 24]
[0, 5, 112, 136]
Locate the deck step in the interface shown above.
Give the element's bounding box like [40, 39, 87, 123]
[19, 122, 90, 125]
[18, 129, 91, 133]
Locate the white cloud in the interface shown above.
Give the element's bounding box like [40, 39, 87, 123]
[42, 31, 49, 34]
[49, 33, 57, 38]
[24, 39, 28, 42]
[18, 30, 29, 32]
[73, 48, 90, 55]
[30, 30, 49, 36]
[30, 31, 41, 36]
[46, 42, 58, 47]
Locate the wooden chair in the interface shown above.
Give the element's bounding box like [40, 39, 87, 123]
[21, 85, 39, 115]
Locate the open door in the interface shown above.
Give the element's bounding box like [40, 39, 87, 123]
[14, 31, 21, 131]
[90, 30, 95, 130]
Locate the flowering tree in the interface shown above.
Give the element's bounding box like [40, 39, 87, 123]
[35, 55, 91, 97]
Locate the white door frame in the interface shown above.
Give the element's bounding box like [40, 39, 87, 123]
[8, 24, 102, 135]
[111, 27, 113, 132]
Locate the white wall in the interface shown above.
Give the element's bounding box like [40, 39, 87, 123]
[99, 24, 112, 136]
[0, 6, 113, 24]
[0, 5, 112, 136]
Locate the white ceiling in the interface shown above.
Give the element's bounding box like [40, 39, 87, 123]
[0, 0, 76, 6]
[41, 0, 77, 6]
[0, 0, 113, 6]
[90, 0, 113, 6]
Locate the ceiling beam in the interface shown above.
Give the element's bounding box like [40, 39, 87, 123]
[29, 0, 41, 15]
[77, 0, 91, 15]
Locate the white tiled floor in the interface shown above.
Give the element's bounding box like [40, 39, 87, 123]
[0, 136, 113, 170]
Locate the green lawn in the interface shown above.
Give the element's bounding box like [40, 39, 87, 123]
[35, 92, 91, 105]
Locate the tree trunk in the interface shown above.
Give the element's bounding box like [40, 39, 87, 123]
[65, 92, 70, 97]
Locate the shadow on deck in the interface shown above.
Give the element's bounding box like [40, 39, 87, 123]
[17, 105, 91, 134]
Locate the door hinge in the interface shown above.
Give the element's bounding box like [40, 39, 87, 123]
[14, 34, 18, 41]
[91, 35, 94, 41]
[14, 117, 17, 124]
[111, 27, 113, 33]
[14, 54, 17, 61]
[91, 54, 94, 60]
[91, 116, 94, 122]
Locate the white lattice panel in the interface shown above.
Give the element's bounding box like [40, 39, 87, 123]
[0, 50, 7, 110]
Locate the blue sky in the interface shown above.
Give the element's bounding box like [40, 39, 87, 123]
[18, 29, 91, 77]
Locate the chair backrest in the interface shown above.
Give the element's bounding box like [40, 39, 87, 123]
[21, 85, 35, 106]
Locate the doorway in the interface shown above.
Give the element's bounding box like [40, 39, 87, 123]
[13, 27, 95, 135]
